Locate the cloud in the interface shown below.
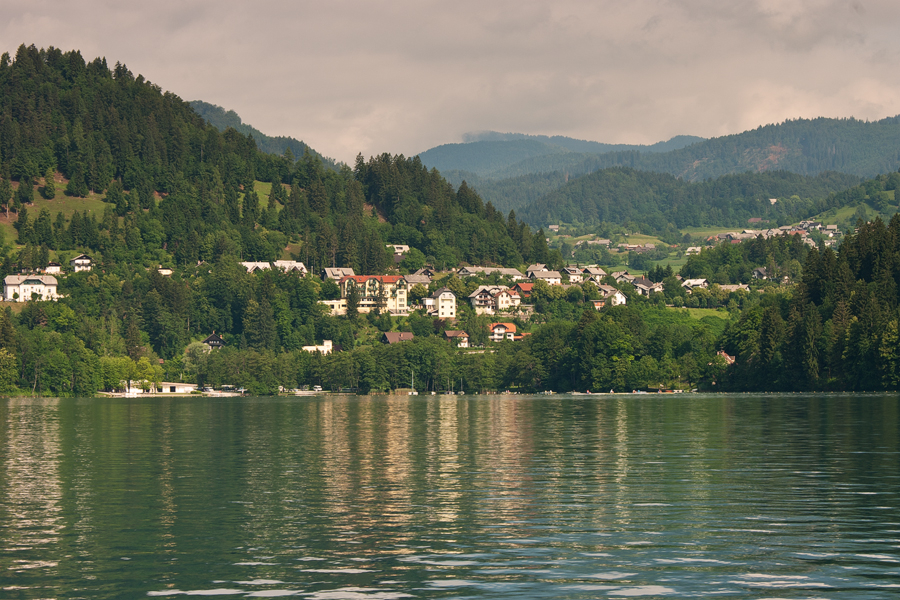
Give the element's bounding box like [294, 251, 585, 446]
[3, 0, 900, 163]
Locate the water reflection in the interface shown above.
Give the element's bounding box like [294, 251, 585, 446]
[0, 393, 898, 599]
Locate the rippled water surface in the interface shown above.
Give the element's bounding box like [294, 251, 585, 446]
[1, 393, 899, 598]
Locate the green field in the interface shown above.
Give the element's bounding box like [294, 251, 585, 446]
[2, 177, 108, 248]
[683, 308, 729, 320]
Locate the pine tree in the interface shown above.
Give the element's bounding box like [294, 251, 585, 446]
[16, 176, 34, 205]
[41, 168, 56, 199]
[0, 177, 11, 219]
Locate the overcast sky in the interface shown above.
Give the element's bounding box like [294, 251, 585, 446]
[5, 0, 900, 163]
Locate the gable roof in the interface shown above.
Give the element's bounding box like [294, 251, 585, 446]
[490, 322, 517, 333]
[404, 274, 431, 285]
[202, 333, 225, 347]
[4, 275, 58, 285]
[432, 287, 455, 298]
[383, 331, 415, 344]
[444, 330, 469, 339]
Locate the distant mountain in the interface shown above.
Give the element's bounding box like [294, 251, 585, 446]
[190, 100, 340, 169]
[425, 117, 900, 214]
[460, 131, 705, 154]
[418, 133, 703, 178]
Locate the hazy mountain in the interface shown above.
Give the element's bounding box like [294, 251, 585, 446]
[424, 117, 900, 213]
[190, 100, 341, 169]
[418, 133, 703, 178]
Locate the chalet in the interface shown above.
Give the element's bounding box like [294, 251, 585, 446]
[339, 275, 409, 314]
[301, 340, 333, 355]
[404, 273, 432, 287]
[489, 322, 517, 342]
[201, 332, 225, 349]
[444, 330, 469, 348]
[612, 271, 634, 283]
[632, 276, 663, 296]
[413, 267, 436, 278]
[43, 262, 62, 274]
[530, 270, 562, 285]
[682, 278, 709, 292]
[468, 285, 521, 315]
[429, 288, 456, 319]
[563, 267, 583, 283]
[582, 267, 607, 278]
[511, 282, 534, 299]
[70, 254, 92, 272]
[240, 261, 271, 273]
[382, 332, 414, 344]
[596, 285, 627, 307]
[752, 267, 769, 280]
[272, 260, 308, 274]
[323, 267, 355, 281]
[3, 275, 60, 302]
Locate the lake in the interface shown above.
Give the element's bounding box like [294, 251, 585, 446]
[1, 393, 899, 598]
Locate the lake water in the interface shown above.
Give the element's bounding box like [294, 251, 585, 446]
[1, 393, 899, 599]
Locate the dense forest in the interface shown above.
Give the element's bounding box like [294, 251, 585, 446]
[518, 167, 863, 233]
[0, 44, 547, 274]
[419, 133, 704, 177]
[189, 100, 340, 171]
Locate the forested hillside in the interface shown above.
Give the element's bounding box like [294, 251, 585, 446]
[190, 100, 340, 170]
[0, 44, 543, 274]
[518, 167, 863, 232]
[721, 215, 900, 391]
[419, 132, 703, 178]
[429, 117, 900, 212]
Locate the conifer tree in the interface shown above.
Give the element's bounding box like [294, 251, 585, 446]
[0, 177, 11, 219]
[41, 168, 56, 199]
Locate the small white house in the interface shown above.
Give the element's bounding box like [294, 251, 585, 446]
[4, 275, 60, 302]
[272, 260, 308, 274]
[430, 288, 457, 319]
[70, 254, 92, 272]
[302, 340, 333, 355]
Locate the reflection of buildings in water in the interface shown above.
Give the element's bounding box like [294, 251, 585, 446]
[474, 397, 538, 529]
[1, 398, 64, 573]
[422, 397, 462, 523]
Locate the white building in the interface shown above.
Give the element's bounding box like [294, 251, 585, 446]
[468, 285, 521, 315]
[272, 260, 308, 275]
[70, 254, 92, 272]
[530, 270, 563, 286]
[240, 261, 271, 273]
[302, 340, 333, 355]
[4, 275, 60, 302]
[429, 288, 457, 319]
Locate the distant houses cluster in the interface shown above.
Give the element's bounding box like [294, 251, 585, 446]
[2, 253, 92, 302]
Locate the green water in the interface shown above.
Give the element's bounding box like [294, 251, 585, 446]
[1, 393, 899, 598]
